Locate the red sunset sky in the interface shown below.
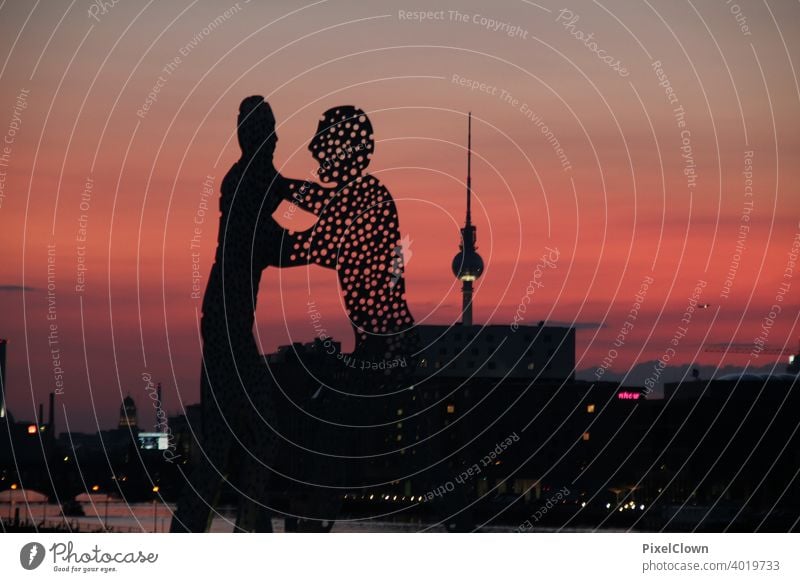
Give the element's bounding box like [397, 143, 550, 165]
[0, 0, 798, 431]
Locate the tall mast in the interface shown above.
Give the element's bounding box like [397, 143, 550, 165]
[466, 112, 472, 227]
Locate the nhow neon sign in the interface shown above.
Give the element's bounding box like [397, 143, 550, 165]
[617, 391, 641, 400]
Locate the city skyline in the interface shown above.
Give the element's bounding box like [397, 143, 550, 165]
[0, 0, 798, 433]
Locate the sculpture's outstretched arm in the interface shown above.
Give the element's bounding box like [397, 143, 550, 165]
[278, 176, 335, 216]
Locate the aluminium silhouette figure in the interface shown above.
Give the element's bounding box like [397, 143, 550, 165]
[171, 96, 285, 533]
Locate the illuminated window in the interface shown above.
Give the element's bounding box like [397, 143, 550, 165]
[446, 404, 455, 414]
[582, 432, 590, 441]
[27, 425, 37, 434]
[587, 404, 596, 414]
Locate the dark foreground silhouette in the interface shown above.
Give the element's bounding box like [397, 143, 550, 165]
[171, 98, 420, 532]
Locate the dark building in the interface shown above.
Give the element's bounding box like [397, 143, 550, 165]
[415, 323, 575, 380]
[0, 338, 7, 421]
[167, 403, 202, 466]
[654, 372, 800, 531]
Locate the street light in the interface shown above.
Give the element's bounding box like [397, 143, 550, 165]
[8, 483, 18, 523]
[102, 490, 110, 531]
[151, 486, 159, 533]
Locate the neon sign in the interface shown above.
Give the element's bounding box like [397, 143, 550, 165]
[617, 391, 641, 400]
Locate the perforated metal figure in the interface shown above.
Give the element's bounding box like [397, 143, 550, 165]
[268, 107, 420, 531]
[275, 106, 418, 375]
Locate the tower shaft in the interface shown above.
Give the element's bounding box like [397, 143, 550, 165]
[462, 280, 474, 326]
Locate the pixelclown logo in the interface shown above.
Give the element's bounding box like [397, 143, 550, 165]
[20, 542, 46, 570]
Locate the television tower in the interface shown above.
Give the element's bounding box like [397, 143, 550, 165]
[451, 113, 484, 326]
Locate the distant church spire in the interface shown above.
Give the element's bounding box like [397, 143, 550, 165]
[451, 113, 484, 326]
[119, 394, 138, 429]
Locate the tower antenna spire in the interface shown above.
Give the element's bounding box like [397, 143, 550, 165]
[466, 111, 472, 227]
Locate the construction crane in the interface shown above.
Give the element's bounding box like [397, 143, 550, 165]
[704, 340, 800, 372]
[704, 343, 796, 355]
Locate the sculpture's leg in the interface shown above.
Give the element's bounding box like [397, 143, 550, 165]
[169, 431, 231, 532]
[170, 362, 232, 533]
[233, 456, 275, 533]
[232, 373, 278, 533]
[170, 463, 225, 532]
[234, 498, 274, 532]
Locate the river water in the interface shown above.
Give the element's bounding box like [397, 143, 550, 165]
[1, 502, 531, 532]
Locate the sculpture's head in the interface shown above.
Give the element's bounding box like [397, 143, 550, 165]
[309, 106, 373, 184]
[237, 95, 277, 159]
